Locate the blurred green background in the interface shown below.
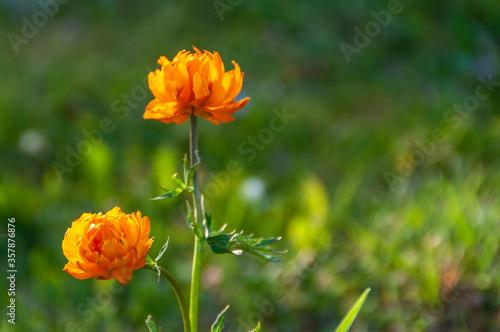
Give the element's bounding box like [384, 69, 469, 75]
[1, 0, 500, 331]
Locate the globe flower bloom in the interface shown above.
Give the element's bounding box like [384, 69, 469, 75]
[62, 207, 153, 285]
[143, 47, 250, 125]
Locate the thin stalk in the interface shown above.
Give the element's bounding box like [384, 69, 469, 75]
[144, 263, 191, 332]
[189, 114, 202, 216]
[189, 114, 205, 332]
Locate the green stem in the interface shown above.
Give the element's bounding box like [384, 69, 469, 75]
[189, 114, 202, 217]
[189, 114, 205, 332]
[189, 236, 205, 332]
[144, 263, 191, 332]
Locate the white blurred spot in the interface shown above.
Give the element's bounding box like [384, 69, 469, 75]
[239, 176, 266, 202]
[18, 129, 47, 156]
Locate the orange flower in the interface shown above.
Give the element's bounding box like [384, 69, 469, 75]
[62, 207, 153, 285]
[143, 47, 250, 125]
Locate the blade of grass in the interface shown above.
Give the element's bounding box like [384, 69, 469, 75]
[334, 287, 371, 332]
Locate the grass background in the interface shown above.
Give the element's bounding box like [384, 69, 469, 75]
[1, 0, 500, 331]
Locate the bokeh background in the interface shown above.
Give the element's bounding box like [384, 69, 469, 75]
[1, 0, 500, 331]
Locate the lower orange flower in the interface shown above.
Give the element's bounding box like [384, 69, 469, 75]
[62, 207, 154, 285]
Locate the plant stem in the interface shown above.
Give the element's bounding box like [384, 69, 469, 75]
[189, 114, 202, 217]
[190, 236, 204, 332]
[189, 114, 205, 332]
[144, 263, 191, 332]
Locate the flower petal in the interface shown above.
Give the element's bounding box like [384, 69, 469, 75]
[203, 97, 250, 123]
[62, 207, 153, 285]
[144, 47, 249, 125]
[191, 72, 211, 107]
[148, 70, 170, 102]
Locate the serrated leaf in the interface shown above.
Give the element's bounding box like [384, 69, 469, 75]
[249, 321, 261, 332]
[207, 233, 233, 254]
[247, 251, 283, 263]
[257, 237, 281, 246]
[334, 288, 371, 332]
[206, 230, 286, 262]
[211, 305, 230, 332]
[155, 238, 169, 262]
[151, 187, 183, 200]
[145, 315, 158, 332]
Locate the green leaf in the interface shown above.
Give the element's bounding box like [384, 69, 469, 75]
[206, 230, 286, 262]
[145, 315, 159, 332]
[145, 256, 161, 282]
[205, 212, 213, 233]
[145, 255, 155, 265]
[193, 223, 204, 240]
[249, 321, 261, 332]
[186, 162, 199, 186]
[172, 173, 186, 189]
[334, 288, 371, 332]
[182, 153, 199, 188]
[151, 187, 183, 200]
[211, 305, 230, 332]
[155, 238, 169, 262]
[186, 201, 204, 239]
[207, 233, 233, 254]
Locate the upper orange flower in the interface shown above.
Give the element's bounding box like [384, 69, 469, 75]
[62, 207, 153, 285]
[143, 47, 250, 125]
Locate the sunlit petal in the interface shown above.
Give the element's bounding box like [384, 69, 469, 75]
[62, 207, 153, 285]
[143, 47, 249, 125]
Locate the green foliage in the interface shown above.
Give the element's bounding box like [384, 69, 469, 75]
[249, 322, 261, 332]
[186, 200, 205, 239]
[146, 315, 161, 332]
[155, 238, 170, 263]
[334, 288, 371, 332]
[152, 186, 183, 200]
[211, 305, 230, 332]
[206, 230, 285, 262]
[211, 306, 261, 332]
[195, 196, 286, 262]
[151, 155, 198, 200]
[183, 154, 199, 187]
